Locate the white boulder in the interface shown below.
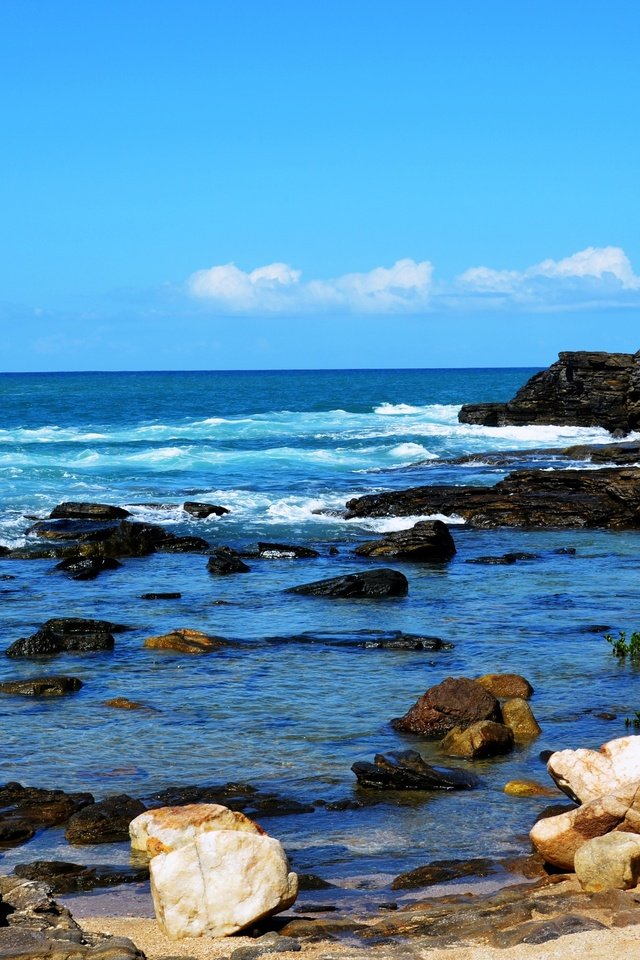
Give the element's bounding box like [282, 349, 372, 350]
[130, 803, 262, 856]
[150, 829, 298, 938]
[547, 735, 640, 803]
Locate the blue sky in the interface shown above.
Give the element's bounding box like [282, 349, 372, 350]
[1, 0, 639, 370]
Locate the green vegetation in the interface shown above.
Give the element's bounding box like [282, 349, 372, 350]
[624, 712, 640, 730]
[604, 630, 640, 660]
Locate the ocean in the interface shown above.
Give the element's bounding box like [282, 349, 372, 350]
[1, 368, 639, 905]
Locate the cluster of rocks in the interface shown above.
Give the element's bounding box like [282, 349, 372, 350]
[0, 874, 144, 960]
[531, 735, 640, 892]
[458, 350, 640, 434]
[389, 674, 540, 760]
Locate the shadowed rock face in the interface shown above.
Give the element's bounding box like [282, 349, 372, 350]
[344, 467, 640, 529]
[351, 750, 478, 791]
[354, 519, 456, 562]
[458, 350, 640, 433]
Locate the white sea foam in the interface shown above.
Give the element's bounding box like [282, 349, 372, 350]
[351, 512, 466, 533]
[374, 402, 423, 415]
[389, 442, 436, 459]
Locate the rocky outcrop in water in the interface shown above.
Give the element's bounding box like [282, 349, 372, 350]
[49, 502, 131, 520]
[143, 628, 229, 654]
[354, 519, 456, 561]
[345, 467, 640, 529]
[65, 795, 146, 844]
[6, 618, 123, 658]
[0, 784, 94, 846]
[458, 350, 640, 433]
[392, 677, 502, 737]
[207, 547, 251, 575]
[183, 501, 230, 518]
[287, 568, 408, 599]
[351, 750, 478, 790]
[0, 677, 83, 697]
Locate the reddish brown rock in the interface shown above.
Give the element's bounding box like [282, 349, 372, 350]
[391, 677, 501, 737]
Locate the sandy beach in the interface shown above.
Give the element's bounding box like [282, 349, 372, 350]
[82, 915, 640, 960]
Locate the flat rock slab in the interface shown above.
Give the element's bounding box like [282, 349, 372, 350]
[0, 676, 82, 697]
[49, 502, 131, 521]
[287, 568, 408, 599]
[391, 857, 496, 889]
[351, 750, 478, 791]
[143, 629, 228, 654]
[13, 859, 149, 894]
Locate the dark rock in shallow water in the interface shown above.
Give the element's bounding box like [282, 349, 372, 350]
[139, 591, 182, 600]
[392, 676, 502, 737]
[13, 860, 148, 894]
[466, 552, 539, 565]
[344, 466, 640, 529]
[28, 519, 121, 542]
[65, 795, 146, 844]
[458, 350, 640, 434]
[6, 618, 121, 658]
[0, 676, 82, 697]
[157, 534, 210, 553]
[287, 568, 408, 599]
[264, 629, 451, 650]
[49, 502, 131, 521]
[207, 547, 251, 575]
[355, 520, 456, 562]
[351, 750, 478, 791]
[144, 782, 314, 817]
[183, 501, 230, 518]
[0, 783, 94, 846]
[256, 542, 320, 559]
[54, 556, 121, 580]
[391, 856, 496, 889]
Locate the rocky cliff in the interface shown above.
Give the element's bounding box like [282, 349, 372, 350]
[459, 351, 640, 434]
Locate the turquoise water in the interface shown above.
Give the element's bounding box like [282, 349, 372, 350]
[1, 368, 639, 896]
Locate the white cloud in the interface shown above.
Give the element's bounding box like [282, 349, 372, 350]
[186, 247, 640, 314]
[187, 258, 433, 313]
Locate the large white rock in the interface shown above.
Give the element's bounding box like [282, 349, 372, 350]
[548, 735, 640, 803]
[130, 803, 262, 856]
[150, 830, 298, 938]
[575, 832, 640, 891]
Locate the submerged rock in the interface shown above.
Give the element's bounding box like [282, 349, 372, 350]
[264, 629, 451, 651]
[0, 676, 82, 697]
[256, 542, 320, 559]
[351, 750, 478, 790]
[13, 859, 149, 894]
[458, 350, 640, 434]
[354, 519, 456, 562]
[143, 628, 228, 654]
[392, 676, 501, 737]
[287, 568, 408, 599]
[150, 829, 298, 938]
[28, 519, 121, 541]
[54, 556, 121, 580]
[391, 857, 496, 889]
[207, 547, 251, 575]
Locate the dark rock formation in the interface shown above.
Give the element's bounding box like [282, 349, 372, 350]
[49, 502, 131, 521]
[6, 618, 121, 658]
[458, 350, 640, 433]
[144, 782, 314, 818]
[256, 542, 320, 559]
[0, 677, 83, 697]
[139, 592, 182, 600]
[28, 519, 121, 542]
[54, 556, 121, 580]
[0, 784, 94, 846]
[183, 501, 230, 518]
[13, 860, 148, 894]
[65, 795, 146, 844]
[351, 750, 478, 790]
[392, 677, 502, 737]
[264, 629, 451, 650]
[344, 467, 640, 529]
[0, 874, 144, 960]
[391, 857, 496, 889]
[354, 519, 456, 562]
[207, 547, 251, 575]
[466, 552, 538, 565]
[158, 534, 210, 553]
[287, 568, 409, 599]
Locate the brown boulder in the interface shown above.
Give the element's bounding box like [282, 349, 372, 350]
[392, 677, 501, 737]
[440, 721, 514, 759]
[502, 698, 541, 739]
[476, 673, 533, 699]
[143, 628, 228, 654]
